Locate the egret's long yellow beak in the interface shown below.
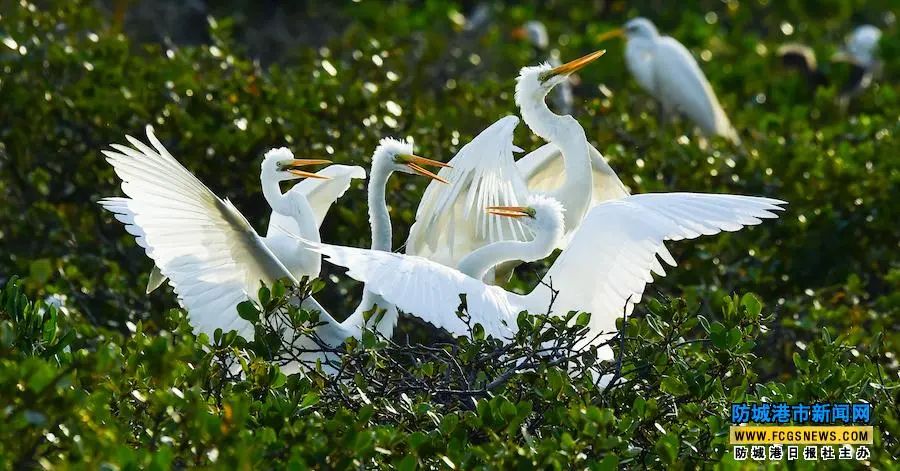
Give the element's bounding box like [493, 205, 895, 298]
[546, 49, 607, 78]
[397, 153, 451, 184]
[486, 205, 533, 218]
[596, 28, 625, 43]
[281, 159, 333, 179]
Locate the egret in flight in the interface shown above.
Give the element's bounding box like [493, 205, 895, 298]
[141, 147, 365, 294]
[513, 21, 574, 115]
[312, 193, 786, 360]
[101, 127, 447, 371]
[407, 50, 629, 283]
[597, 17, 741, 144]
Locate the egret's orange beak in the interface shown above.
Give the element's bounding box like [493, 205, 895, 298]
[486, 205, 534, 218]
[397, 153, 451, 184]
[281, 159, 333, 179]
[545, 49, 607, 79]
[596, 28, 625, 43]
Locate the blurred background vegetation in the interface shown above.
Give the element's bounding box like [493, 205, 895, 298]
[0, 0, 897, 467]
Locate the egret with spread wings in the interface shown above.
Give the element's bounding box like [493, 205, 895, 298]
[101, 128, 448, 371]
[139, 147, 366, 294]
[407, 50, 629, 283]
[318, 193, 785, 360]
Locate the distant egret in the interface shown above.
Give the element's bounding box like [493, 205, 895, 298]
[513, 20, 574, 115]
[778, 25, 882, 105]
[598, 17, 741, 144]
[314, 193, 786, 360]
[101, 128, 447, 370]
[407, 50, 629, 283]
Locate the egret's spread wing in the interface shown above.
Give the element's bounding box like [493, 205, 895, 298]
[525, 193, 785, 351]
[406, 116, 530, 268]
[289, 164, 366, 229]
[100, 126, 296, 338]
[517, 142, 629, 209]
[311, 242, 518, 340]
[653, 38, 738, 143]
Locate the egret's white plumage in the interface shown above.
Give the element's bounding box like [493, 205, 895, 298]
[837, 25, 882, 67]
[516, 21, 574, 115]
[101, 129, 446, 373]
[318, 193, 786, 360]
[406, 116, 530, 269]
[613, 17, 740, 144]
[142, 147, 365, 293]
[407, 53, 627, 282]
[99, 126, 351, 341]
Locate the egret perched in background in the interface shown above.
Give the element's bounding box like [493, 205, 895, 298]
[834, 25, 883, 105]
[779, 25, 883, 106]
[142, 147, 365, 294]
[407, 50, 629, 283]
[778, 25, 883, 106]
[313, 193, 786, 360]
[597, 17, 741, 144]
[513, 20, 574, 115]
[101, 128, 447, 371]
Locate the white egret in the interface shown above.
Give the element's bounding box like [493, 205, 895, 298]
[513, 21, 574, 115]
[597, 17, 741, 144]
[142, 147, 366, 294]
[101, 128, 447, 370]
[314, 193, 786, 360]
[407, 50, 629, 283]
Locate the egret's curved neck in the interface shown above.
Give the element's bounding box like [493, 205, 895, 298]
[518, 90, 592, 223]
[457, 228, 557, 281]
[342, 161, 398, 338]
[367, 163, 393, 252]
[261, 171, 291, 214]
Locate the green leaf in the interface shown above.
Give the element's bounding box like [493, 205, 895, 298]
[575, 311, 591, 327]
[660, 377, 689, 396]
[237, 301, 259, 323]
[740, 293, 762, 318]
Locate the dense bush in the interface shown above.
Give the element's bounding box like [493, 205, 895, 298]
[0, 0, 897, 468]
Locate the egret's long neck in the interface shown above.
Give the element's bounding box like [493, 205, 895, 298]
[343, 161, 398, 338]
[457, 227, 557, 281]
[261, 171, 291, 214]
[367, 163, 393, 252]
[519, 92, 592, 227]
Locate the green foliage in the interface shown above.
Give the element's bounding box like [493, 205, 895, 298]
[0, 0, 898, 468]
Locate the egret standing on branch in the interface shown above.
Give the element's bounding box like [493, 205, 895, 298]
[598, 17, 741, 145]
[312, 193, 786, 360]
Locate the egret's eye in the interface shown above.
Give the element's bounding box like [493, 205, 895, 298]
[538, 71, 552, 83]
[525, 207, 537, 218]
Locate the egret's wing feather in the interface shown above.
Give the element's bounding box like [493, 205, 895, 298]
[286, 164, 366, 229]
[406, 116, 529, 268]
[517, 142, 630, 211]
[100, 126, 297, 338]
[653, 38, 738, 143]
[311, 242, 518, 339]
[524, 193, 785, 354]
